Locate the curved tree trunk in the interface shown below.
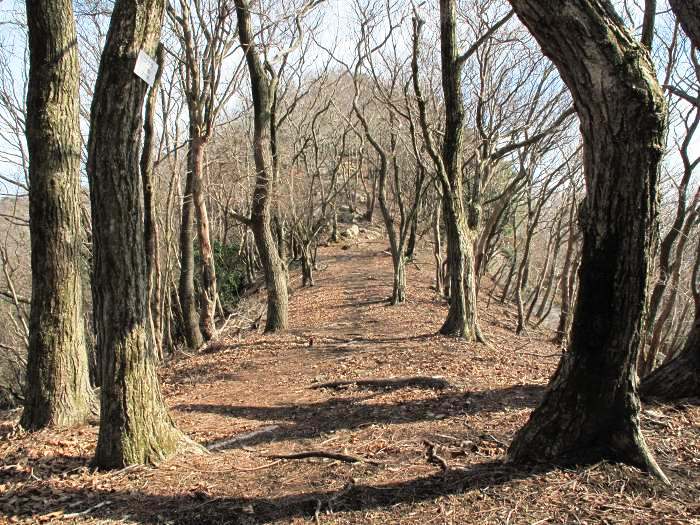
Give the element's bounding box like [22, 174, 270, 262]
[507, 0, 668, 481]
[641, 318, 699, 400]
[87, 0, 195, 468]
[21, 0, 95, 430]
[235, 0, 288, 332]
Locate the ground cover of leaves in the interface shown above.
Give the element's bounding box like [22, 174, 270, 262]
[1, 234, 698, 524]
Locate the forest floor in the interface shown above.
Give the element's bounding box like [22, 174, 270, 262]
[0, 232, 699, 524]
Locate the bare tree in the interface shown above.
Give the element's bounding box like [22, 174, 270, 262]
[506, 0, 668, 481]
[168, 0, 241, 345]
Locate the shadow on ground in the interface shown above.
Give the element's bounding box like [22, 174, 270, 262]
[176, 384, 544, 450]
[3, 459, 549, 524]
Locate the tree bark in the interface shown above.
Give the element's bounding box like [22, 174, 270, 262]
[507, 0, 668, 481]
[235, 0, 288, 332]
[87, 0, 195, 468]
[21, 0, 95, 430]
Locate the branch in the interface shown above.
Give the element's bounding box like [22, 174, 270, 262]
[456, 10, 515, 66]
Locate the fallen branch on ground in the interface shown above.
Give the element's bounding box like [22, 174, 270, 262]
[310, 376, 451, 390]
[267, 450, 381, 465]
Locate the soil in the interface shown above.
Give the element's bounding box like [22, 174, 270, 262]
[1, 235, 698, 524]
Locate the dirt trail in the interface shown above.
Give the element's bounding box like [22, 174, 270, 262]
[1, 237, 698, 524]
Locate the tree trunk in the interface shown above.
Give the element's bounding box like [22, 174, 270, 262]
[21, 0, 95, 430]
[178, 145, 203, 350]
[391, 255, 407, 305]
[190, 136, 217, 341]
[555, 207, 577, 345]
[507, 0, 668, 481]
[235, 0, 288, 332]
[405, 210, 419, 261]
[433, 203, 444, 296]
[534, 229, 563, 321]
[87, 0, 195, 468]
[437, 0, 481, 340]
[301, 244, 314, 287]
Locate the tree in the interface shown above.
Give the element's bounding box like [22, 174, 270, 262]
[167, 0, 239, 346]
[87, 0, 196, 467]
[506, 0, 668, 482]
[233, 0, 289, 332]
[19, 0, 95, 430]
[233, 0, 320, 331]
[413, 2, 512, 338]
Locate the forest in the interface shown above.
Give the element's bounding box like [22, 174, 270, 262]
[0, 0, 698, 523]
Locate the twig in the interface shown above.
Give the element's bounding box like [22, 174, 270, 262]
[268, 450, 381, 465]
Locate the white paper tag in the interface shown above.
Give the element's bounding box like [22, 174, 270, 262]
[134, 50, 158, 87]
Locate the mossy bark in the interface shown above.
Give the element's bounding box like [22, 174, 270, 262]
[87, 0, 195, 468]
[507, 0, 668, 482]
[21, 0, 95, 430]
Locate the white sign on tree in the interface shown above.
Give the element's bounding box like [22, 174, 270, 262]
[134, 50, 158, 87]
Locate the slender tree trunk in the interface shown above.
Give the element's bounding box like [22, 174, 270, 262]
[433, 204, 444, 296]
[301, 244, 314, 287]
[21, 0, 95, 430]
[515, 222, 535, 335]
[178, 143, 203, 349]
[190, 136, 217, 341]
[534, 230, 563, 321]
[405, 210, 419, 260]
[507, 0, 668, 481]
[141, 45, 164, 359]
[235, 0, 288, 332]
[391, 255, 407, 305]
[87, 0, 196, 468]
